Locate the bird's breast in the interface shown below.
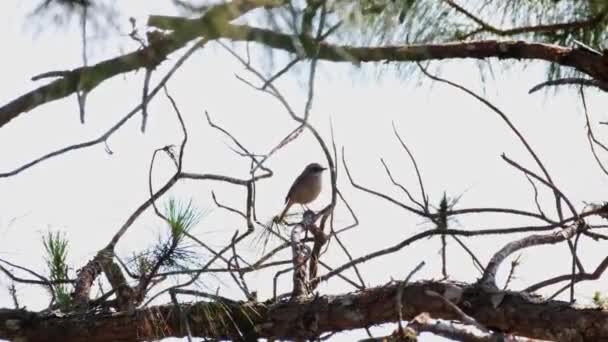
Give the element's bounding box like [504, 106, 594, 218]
[291, 174, 322, 204]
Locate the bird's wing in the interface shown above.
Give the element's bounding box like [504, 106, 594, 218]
[285, 172, 307, 203]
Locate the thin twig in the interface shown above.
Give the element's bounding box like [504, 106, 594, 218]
[396, 261, 425, 331]
[580, 88, 608, 176]
[525, 255, 608, 292]
[141, 69, 153, 132]
[392, 122, 429, 210]
[418, 63, 567, 224]
[529, 77, 608, 94]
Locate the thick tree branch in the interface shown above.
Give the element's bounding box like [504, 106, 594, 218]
[5, 11, 608, 128]
[2, 280, 608, 341]
[0, 0, 286, 128]
[207, 23, 608, 82]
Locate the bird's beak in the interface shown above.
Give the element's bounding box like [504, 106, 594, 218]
[321, 167, 328, 171]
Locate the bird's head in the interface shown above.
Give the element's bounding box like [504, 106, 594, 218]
[306, 163, 327, 174]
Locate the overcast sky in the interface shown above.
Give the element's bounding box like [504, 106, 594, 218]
[1, 1, 607, 341]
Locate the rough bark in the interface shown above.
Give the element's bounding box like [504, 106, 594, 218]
[2, 280, 607, 342]
[71, 257, 103, 311]
[101, 261, 137, 312]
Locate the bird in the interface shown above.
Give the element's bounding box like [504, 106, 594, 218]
[277, 163, 327, 222]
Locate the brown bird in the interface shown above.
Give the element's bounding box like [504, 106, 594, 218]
[277, 163, 327, 222]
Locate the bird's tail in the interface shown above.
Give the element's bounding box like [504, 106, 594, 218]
[276, 201, 293, 223]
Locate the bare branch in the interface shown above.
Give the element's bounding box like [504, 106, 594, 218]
[418, 63, 567, 223]
[579, 88, 608, 177]
[392, 122, 429, 210]
[140, 69, 153, 133]
[525, 255, 608, 293]
[396, 261, 425, 331]
[343, 148, 428, 217]
[0, 38, 208, 179]
[315, 224, 564, 284]
[480, 220, 586, 287]
[529, 77, 608, 94]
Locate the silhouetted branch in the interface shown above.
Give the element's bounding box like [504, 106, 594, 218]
[529, 77, 608, 93]
[480, 220, 586, 287]
[525, 255, 608, 292]
[0, 38, 208, 179]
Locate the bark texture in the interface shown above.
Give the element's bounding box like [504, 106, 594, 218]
[1, 280, 607, 342]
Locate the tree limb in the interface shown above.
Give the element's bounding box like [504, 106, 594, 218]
[1, 280, 607, 341]
[5, 12, 608, 129]
[0, 0, 286, 128]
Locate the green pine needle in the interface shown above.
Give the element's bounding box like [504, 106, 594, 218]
[164, 197, 202, 243]
[42, 230, 71, 310]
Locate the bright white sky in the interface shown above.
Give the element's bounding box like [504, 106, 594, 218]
[1, 1, 607, 342]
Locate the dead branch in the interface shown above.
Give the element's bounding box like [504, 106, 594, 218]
[418, 63, 569, 222]
[480, 220, 586, 287]
[525, 255, 608, 293]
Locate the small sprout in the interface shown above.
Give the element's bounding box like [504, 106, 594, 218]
[503, 254, 523, 290]
[592, 291, 608, 310]
[433, 191, 463, 230]
[8, 283, 20, 309]
[511, 254, 522, 267]
[141, 197, 204, 272]
[437, 192, 449, 230]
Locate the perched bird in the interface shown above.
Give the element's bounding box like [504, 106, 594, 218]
[277, 163, 327, 222]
